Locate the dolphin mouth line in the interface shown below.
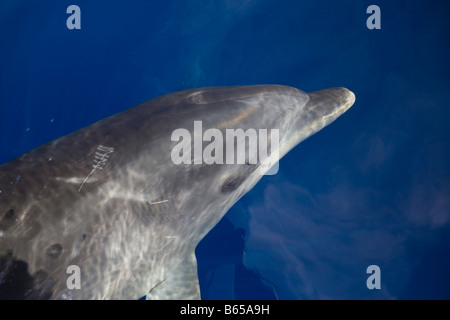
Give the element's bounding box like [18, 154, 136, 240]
[302, 89, 355, 134]
[290, 88, 355, 141]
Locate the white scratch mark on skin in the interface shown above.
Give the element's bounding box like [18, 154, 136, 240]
[78, 172, 95, 192]
[78, 145, 114, 192]
[148, 200, 168, 205]
[56, 177, 96, 184]
[155, 236, 177, 253]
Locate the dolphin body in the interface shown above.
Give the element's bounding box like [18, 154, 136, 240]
[0, 85, 355, 299]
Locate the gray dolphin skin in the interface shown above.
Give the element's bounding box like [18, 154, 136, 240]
[0, 85, 355, 299]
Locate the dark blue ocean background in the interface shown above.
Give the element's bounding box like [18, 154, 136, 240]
[1, 0, 450, 299]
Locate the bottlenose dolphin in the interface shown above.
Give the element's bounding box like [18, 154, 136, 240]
[0, 85, 355, 299]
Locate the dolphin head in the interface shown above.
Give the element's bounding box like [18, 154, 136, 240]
[162, 85, 355, 242]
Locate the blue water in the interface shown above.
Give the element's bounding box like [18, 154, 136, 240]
[1, 0, 450, 299]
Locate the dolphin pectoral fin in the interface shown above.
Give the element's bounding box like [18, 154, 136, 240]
[146, 253, 201, 300]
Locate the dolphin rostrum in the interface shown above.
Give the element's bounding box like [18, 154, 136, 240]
[0, 85, 355, 299]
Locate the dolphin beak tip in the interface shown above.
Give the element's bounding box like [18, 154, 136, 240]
[344, 87, 356, 105]
[334, 87, 356, 112]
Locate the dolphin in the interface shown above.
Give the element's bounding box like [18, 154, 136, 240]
[0, 85, 355, 299]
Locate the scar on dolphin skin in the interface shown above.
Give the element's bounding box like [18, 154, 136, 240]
[154, 236, 178, 253]
[148, 200, 169, 205]
[78, 145, 114, 192]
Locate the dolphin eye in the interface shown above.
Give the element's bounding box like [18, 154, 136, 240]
[221, 176, 244, 193]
